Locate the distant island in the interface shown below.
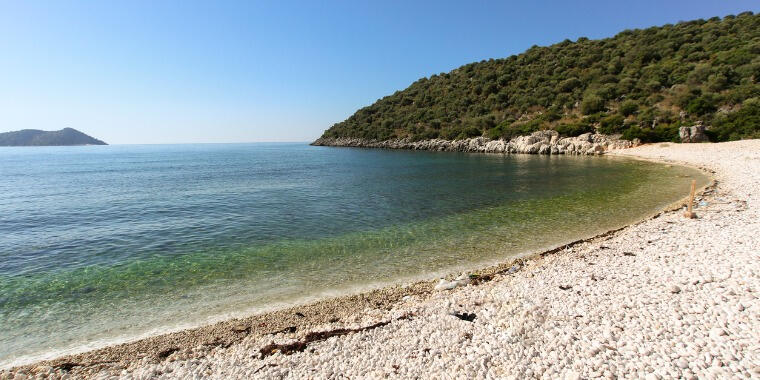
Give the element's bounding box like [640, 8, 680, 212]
[316, 12, 759, 146]
[0, 128, 107, 146]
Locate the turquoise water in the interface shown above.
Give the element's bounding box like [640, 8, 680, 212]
[0, 143, 706, 367]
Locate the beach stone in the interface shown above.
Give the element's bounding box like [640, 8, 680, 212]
[709, 328, 726, 339]
[434, 279, 457, 291]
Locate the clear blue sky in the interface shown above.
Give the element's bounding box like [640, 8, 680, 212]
[0, 1, 755, 144]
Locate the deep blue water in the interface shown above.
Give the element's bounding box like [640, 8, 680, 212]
[0, 143, 705, 367]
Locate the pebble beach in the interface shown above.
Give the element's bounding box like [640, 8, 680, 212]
[4, 140, 759, 379]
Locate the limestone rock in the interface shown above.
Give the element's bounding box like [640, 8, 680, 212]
[679, 125, 709, 143]
[312, 130, 639, 156]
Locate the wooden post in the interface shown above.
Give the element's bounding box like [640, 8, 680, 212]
[683, 179, 697, 219]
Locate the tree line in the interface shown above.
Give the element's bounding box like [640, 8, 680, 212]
[320, 12, 759, 143]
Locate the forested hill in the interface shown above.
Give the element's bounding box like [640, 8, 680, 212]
[0, 128, 107, 146]
[318, 12, 760, 144]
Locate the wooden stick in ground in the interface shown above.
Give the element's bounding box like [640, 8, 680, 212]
[684, 179, 697, 218]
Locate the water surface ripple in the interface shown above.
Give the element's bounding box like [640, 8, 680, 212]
[0, 143, 706, 367]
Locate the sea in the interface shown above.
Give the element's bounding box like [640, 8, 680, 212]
[0, 143, 707, 367]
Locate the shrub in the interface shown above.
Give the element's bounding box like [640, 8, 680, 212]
[558, 77, 582, 92]
[461, 127, 482, 138]
[583, 113, 603, 123]
[619, 100, 639, 116]
[597, 84, 618, 101]
[651, 124, 681, 142]
[598, 114, 626, 134]
[440, 127, 463, 140]
[621, 126, 652, 141]
[686, 95, 718, 115]
[707, 99, 760, 141]
[542, 108, 562, 122]
[419, 129, 440, 140]
[487, 119, 544, 140]
[620, 124, 680, 143]
[485, 127, 503, 140]
[636, 107, 656, 127]
[443, 126, 482, 140]
[581, 94, 606, 115]
[555, 122, 594, 137]
[673, 86, 701, 109]
[472, 116, 496, 130]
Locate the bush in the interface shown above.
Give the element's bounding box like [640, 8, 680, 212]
[440, 127, 463, 140]
[621, 126, 652, 141]
[461, 127, 482, 138]
[581, 94, 606, 115]
[419, 129, 440, 140]
[620, 125, 679, 143]
[487, 119, 544, 140]
[636, 107, 656, 127]
[706, 99, 760, 141]
[673, 86, 701, 109]
[558, 77, 581, 92]
[598, 114, 626, 134]
[583, 113, 603, 123]
[597, 84, 618, 101]
[485, 127, 503, 140]
[442, 126, 482, 140]
[555, 122, 594, 137]
[475, 116, 496, 130]
[651, 125, 681, 142]
[619, 100, 639, 117]
[542, 108, 562, 122]
[686, 95, 718, 115]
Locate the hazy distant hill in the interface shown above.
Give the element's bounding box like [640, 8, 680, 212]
[0, 128, 107, 146]
[318, 12, 759, 144]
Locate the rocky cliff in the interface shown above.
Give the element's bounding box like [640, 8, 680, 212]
[312, 130, 638, 155]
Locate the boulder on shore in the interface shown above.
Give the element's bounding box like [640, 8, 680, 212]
[679, 124, 709, 143]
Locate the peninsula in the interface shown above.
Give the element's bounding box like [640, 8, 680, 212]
[0, 128, 107, 146]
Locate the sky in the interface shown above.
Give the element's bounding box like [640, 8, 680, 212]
[0, 1, 756, 144]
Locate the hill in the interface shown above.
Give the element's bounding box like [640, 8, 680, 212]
[0, 128, 107, 146]
[316, 12, 760, 144]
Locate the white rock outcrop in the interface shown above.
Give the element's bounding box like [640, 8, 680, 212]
[312, 130, 639, 155]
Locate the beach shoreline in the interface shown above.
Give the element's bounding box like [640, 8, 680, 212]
[4, 140, 759, 379]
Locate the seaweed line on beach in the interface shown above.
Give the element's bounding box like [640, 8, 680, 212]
[258, 313, 414, 358]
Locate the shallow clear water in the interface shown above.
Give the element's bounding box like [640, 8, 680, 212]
[0, 143, 706, 367]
